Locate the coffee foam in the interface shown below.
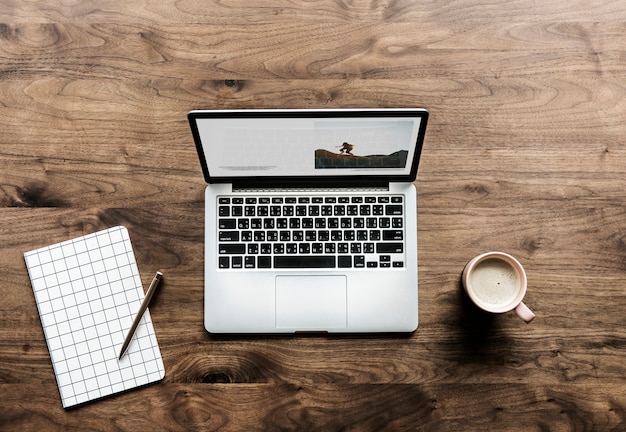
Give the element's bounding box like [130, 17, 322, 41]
[469, 258, 520, 306]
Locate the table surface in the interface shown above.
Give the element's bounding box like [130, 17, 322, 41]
[1, 1, 625, 430]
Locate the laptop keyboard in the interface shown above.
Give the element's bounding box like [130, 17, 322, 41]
[217, 194, 406, 270]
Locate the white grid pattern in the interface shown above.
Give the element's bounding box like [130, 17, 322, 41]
[24, 226, 165, 408]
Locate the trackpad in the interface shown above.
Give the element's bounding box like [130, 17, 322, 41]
[275, 276, 347, 329]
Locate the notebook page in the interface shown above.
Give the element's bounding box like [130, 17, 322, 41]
[24, 226, 165, 408]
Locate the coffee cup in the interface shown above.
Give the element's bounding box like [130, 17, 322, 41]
[462, 252, 535, 323]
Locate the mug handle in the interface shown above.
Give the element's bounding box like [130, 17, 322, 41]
[515, 302, 535, 323]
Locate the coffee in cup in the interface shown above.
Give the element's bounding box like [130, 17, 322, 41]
[462, 252, 535, 323]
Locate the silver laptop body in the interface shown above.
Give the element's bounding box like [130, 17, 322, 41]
[188, 108, 428, 333]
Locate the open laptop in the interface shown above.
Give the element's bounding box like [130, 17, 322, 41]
[188, 108, 428, 333]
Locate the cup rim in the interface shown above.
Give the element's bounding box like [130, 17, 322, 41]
[462, 251, 528, 313]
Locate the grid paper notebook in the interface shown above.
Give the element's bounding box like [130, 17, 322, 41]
[24, 226, 165, 408]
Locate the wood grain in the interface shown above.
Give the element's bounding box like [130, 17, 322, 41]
[1, 0, 626, 430]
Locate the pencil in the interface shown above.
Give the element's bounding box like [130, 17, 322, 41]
[118, 271, 163, 360]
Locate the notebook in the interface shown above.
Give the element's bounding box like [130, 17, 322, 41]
[23, 226, 165, 408]
[188, 108, 428, 333]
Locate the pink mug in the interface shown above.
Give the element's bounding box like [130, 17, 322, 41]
[462, 252, 535, 323]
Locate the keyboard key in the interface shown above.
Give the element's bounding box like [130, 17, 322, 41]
[383, 230, 403, 241]
[238, 219, 249, 229]
[219, 231, 239, 242]
[338, 256, 352, 268]
[232, 256, 243, 268]
[219, 244, 245, 254]
[258, 256, 271, 268]
[219, 219, 236, 229]
[274, 256, 336, 268]
[393, 262, 404, 268]
[386, 205, 403, 215]
[376, 243, 404, 253]
[219, 257, 229, 268]
[245, 256, 256, 268]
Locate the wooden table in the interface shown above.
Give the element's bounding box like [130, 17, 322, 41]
[1, 1, 625, 430]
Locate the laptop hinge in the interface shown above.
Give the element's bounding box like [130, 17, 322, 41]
[233, 185, 389, 193]
[232, 178, 389, 190]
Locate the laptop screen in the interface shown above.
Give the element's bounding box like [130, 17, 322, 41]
[188, 109, 428, 184]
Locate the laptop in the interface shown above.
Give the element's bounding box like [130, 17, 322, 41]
[188, 108, 428, 333]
